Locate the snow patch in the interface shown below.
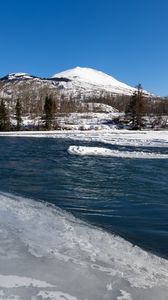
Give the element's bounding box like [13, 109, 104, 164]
[7, 73, 33, 80]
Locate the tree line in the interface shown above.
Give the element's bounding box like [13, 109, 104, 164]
[0, 99, 22, 131]
[0, 95, 60, 131]
[0, 86, 168, 131]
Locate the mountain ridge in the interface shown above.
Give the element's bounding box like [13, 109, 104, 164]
[0, 66, 147, 96]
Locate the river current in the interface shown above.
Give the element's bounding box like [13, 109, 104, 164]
[0, 137, 167, 258]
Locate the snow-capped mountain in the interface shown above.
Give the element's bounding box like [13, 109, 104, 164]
[0, 67, 151, 99]
[52, 66, 137, 96]
[0, 67, 162, 130]
[0, 66, 152, 115]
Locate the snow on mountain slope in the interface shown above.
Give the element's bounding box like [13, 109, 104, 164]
[1, 73, 35, 80]
[52, 66, 137, 95]
[0, 67, 152, 113]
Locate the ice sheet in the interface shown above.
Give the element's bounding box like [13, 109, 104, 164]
[0, 192, 168, 299]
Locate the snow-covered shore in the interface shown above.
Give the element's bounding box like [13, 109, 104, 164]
[0, 129, 168, 148]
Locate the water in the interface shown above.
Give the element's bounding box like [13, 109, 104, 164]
[0, 137, 167, 258]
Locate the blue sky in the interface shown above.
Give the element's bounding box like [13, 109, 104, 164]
[0, 0, 168, 95]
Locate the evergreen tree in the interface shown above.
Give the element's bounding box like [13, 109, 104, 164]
[15, 99, 22, 131]
[125, 84, 144, 130]
[0, 99, 10, 131]
[43, 95, 56, 130]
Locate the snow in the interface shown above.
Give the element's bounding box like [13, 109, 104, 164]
[0, 275, 53, 288]
[82, 102, 118, 113]
[68, 145, 168, 159]
[0, 192, 168, 300]
[0, 129, 168, 148]
[7, 73, 33, 80]
[1, 67, 151, 101]
[37, 290, 79, 300]
[57, 110, 120, 131]
[117, 290, 133, 300]
[52, 67, 132, 89]
[52, 66, 137, 95]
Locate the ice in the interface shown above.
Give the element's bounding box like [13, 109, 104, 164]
[37, 290, 79, 300]
[68, 145, 168, 159]
[0, 129, 168, 148]
[0, 275, 53, 288]
[117, 290, 132, 300]
[0, 290, 21, 300]
[0, 192, 168, 299]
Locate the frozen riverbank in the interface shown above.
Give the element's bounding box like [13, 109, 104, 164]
[0, 129, 168, 148]
[0, 192, 168, 300]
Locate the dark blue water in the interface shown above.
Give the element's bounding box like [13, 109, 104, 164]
[0, 137, 168, 258]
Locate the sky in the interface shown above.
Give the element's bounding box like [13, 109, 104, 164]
[0, 0, 168, 96]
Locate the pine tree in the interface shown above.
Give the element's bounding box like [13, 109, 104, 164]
[43, 95, 56, 130]
[0, 99, 10, 131]
[15, 99, 22, 131]
[125, 84, 144, 130]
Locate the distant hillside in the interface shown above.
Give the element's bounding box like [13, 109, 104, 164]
[0, 67, 167, 130]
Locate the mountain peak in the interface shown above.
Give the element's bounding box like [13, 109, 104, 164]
[51, 66, 136, 94]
